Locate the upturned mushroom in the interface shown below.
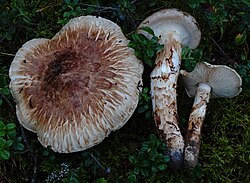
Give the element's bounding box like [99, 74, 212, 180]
[9, 16, 143, 153]
[137, 9, 201, 168]
[180, 62, 242, 168]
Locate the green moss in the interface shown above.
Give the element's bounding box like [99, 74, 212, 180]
[200, 92, 250, 182]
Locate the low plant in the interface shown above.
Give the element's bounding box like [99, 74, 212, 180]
[181, 46, 204, 71]
[0, 66, 24, 161]
[127, 134, 169, 182]
[42, 146, 56, 162]
[111, 0, 136, 21]
[57, 0, 96, 26]
[0, 66, 11, 99]
[128, 26, 164, 68]
[137, 87, 152, 119]
[0, 121, 16, 160]
[128, 27, 163, 120]
[0, 120, 25, 160]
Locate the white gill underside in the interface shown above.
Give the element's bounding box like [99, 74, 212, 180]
[151, 41, 184, 159]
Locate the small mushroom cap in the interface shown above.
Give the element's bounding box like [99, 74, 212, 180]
[181, 62, 242, 98]
[9, 16, 143, 153]
[137, 9, 201, 49]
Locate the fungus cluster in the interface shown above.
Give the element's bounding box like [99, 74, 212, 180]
[9, 9, 242, 170]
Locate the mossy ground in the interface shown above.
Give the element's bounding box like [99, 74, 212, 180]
[0, 0, 249, 182]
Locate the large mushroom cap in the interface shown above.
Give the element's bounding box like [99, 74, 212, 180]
[137, 9, 201, 49]
[181, 62, 242, 98]
[9, 16, 143, 153]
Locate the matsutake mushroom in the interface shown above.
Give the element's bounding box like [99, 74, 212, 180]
[137, 9, 201, 168]
[180, 62, 242, 168]
[9, 16, 143, 153]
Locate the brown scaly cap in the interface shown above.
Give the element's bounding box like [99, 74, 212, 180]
[9, 16, 143, 153]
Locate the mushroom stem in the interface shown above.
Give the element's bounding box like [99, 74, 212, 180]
[151, 34, 184, 169]
[184, 82, 211, 168]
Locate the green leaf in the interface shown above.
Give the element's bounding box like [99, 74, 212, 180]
[16, 136, 22, 142]
[85, 7, 95, 15]
[131, 33, 139, 41]
[0, 149, 10, 160]
[6, 130, 16, 138]
[145, 110, 151, 119]
[133, 168, 140, 175]
[188, 0, 200, 9]
[64, 0, 70, 5]
[127, 173, 137, 183]
[163, 156, 170, 163]
[155, 44, 164, 52]
[158, 164, 167, 170]
[0, 120, 5, 128]
[146, 48, 154, 57]
[137, 106, 146, 113]
[0, 138, 6, 148]
[6, 123, 16, 130]
[143, 87, 149, 93]
[129, 155, 137, 164]
[149, 149, 158, 159]
[14, 142, 25, 151]
[0, 131, 5, 137]
[0, 76, 7, 88]
[5, 140, 13, 148]
[150, 36, 158, 43]
[141, 144, 149, 152]
[140, 168, 150, 177]
[136, 34, 146, 43]
[75, 6, 82, 13]
[5, 32, 12, 41]
[182, 46, 191, 58]
[149, 134, 157, 141]
[95, 178, 108, 183]
[127, 42, 136, 48]
[1, 86, 10, 96]
[42, 150, 50, 157]
[235, 31, 247, 45]
[144, 58, 154, 67]
[139, 26, 155, 36]
[63, 11, 71, 18]
[143, 104, 149, 110]
[193, 49, 203, 60]
[151, 166, 158, 173]
[0, 98, 2, 106]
